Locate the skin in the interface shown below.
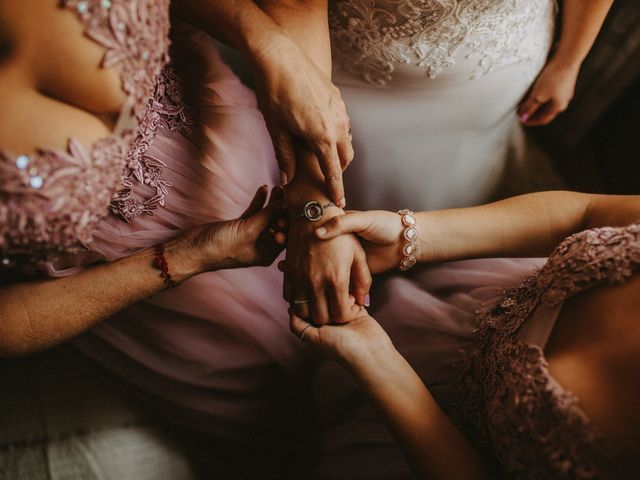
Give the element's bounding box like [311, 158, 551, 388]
[172, 0, 371, 324]
[0, 2, 289, 356]
[293, 191, 640, 477]
[518, 0, 614, 126]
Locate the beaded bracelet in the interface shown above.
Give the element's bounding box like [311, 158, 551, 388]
[397, 209, 418, 271]
[154, 244, 177, 288]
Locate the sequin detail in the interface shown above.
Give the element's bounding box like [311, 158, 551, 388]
[458, 223, 640, 479]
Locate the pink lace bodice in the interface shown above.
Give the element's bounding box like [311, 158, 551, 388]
[0, 0, 191, 268]
[461, 222, 640, 479]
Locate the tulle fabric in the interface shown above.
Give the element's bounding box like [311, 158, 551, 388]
[46, 29, 309, 443]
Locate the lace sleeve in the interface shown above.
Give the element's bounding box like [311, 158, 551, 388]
[0, 137, 127, 268]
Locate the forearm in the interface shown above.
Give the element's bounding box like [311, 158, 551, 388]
[351, 348, 492, 479]
[419, 192, 640, 263]
[552, 0, 614, 69]
[0, 235, 200, 357]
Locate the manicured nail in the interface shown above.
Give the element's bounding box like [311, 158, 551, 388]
[316, 227, 327, 237]
[279, 171, 288, 186]
[364, 293, 371, 307]
[519, 113, 529, 123]
[338, 197, 346, 208]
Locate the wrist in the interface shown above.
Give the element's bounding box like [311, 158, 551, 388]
[348, 343, 402, 380]
[545, 53, 583, 74]
[159, 234, 204, 283]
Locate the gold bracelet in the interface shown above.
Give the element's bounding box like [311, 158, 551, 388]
[397, 209, 418, 271]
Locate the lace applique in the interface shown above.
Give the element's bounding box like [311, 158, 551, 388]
[110, 67, 193, 222]
[329, 0, 556, 86]
[0, 1, 193, 266]
[458, 224, 640, 479]
[0, 137, 128, 265]
[63, 0, 192, 222]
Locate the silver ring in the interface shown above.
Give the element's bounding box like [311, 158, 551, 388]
[300, 324, 313, 341]
[294, 298, 310, 305]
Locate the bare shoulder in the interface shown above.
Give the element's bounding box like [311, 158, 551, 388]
[546, 275, 640, 467]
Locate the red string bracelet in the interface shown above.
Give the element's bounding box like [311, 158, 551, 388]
[154, 244, 177, 289]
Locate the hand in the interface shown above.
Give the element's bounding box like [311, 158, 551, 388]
[315, 210, 405, 274]
[254, 35, 353, 207]
[518, 59, 580, 126]
[190, 186, 288, 271]
[289, 308, 395, 370]
[283, 209, 372, 325]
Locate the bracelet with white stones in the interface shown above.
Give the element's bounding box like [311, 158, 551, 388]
[397, 209, 418, 271]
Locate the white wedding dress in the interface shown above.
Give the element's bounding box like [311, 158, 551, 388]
[330, 0, 557, 210]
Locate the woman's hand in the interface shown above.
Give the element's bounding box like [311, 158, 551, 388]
[315, 210, 405, 274]
[289, 307, 395, 370]
[518, 59, 580, 126]
[283, 210, 372, 325]
[253, 35, 353, 207]
[189, 185, 288, 271]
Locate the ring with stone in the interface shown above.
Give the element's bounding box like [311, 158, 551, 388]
[294, 298, 310, 305]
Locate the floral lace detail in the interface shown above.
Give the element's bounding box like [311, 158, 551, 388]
[0, 137, 128, 265]
[0, 0, 192, 266]
[63, 0, 192, 222]
[329, 0, 556, 86]
[458, 223, 640, 479]
[110, 67, 193, 222]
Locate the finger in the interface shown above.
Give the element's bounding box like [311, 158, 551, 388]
[315, 144, 346, 208]
[283, 276, 294, 303]
[351, 251, 373, 307]
[273, 128, 296, 187]
[274, 231, 287, 245]
[517, 96, 545, 123]
[525, 101, 564, 126]
[337, 135, 355, 171]
[328, 277, 354, 324]
[289, 310, 319, 345]
[293, 286, 312, 319]
[315, 212, 369, 240]
[311, 284, 331, 325]
[268, 186, 284, 204]
[240, 185, 268, 219]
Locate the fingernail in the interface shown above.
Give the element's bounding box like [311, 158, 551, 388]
[338, 197, 346, 208]
[316, 227, 327, 237]
[364, 293, 371, 307]
[279, 171, 288, 186]
[519, 113, 529, 122]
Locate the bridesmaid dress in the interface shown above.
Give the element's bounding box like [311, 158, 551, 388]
[0, 1, 306, 471]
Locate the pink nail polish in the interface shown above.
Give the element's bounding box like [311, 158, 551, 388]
[519, 113, 530, 123]
[364, 293, 371, 307]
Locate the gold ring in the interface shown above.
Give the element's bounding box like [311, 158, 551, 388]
[294, 298, 310, 305]
[300, 324, 313, 341]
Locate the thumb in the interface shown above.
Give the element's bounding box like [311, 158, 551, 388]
[273, 127, 296, 187]
[315, 212, 369, 240]
[240, 185, 268, 219]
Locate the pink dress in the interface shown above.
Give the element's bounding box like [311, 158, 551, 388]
[312, 224, 640, 479]
[0, 0, 307, 447]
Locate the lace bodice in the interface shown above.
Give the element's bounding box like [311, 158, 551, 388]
[0, 0, 191, 268]
[460, 223, 640, 479]
[329, 0, 556, 86]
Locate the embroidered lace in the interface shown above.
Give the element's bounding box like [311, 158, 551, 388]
[459, 223, 640, 479]
[329, 0, 556, 85]
[0, 0, 191, 265]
